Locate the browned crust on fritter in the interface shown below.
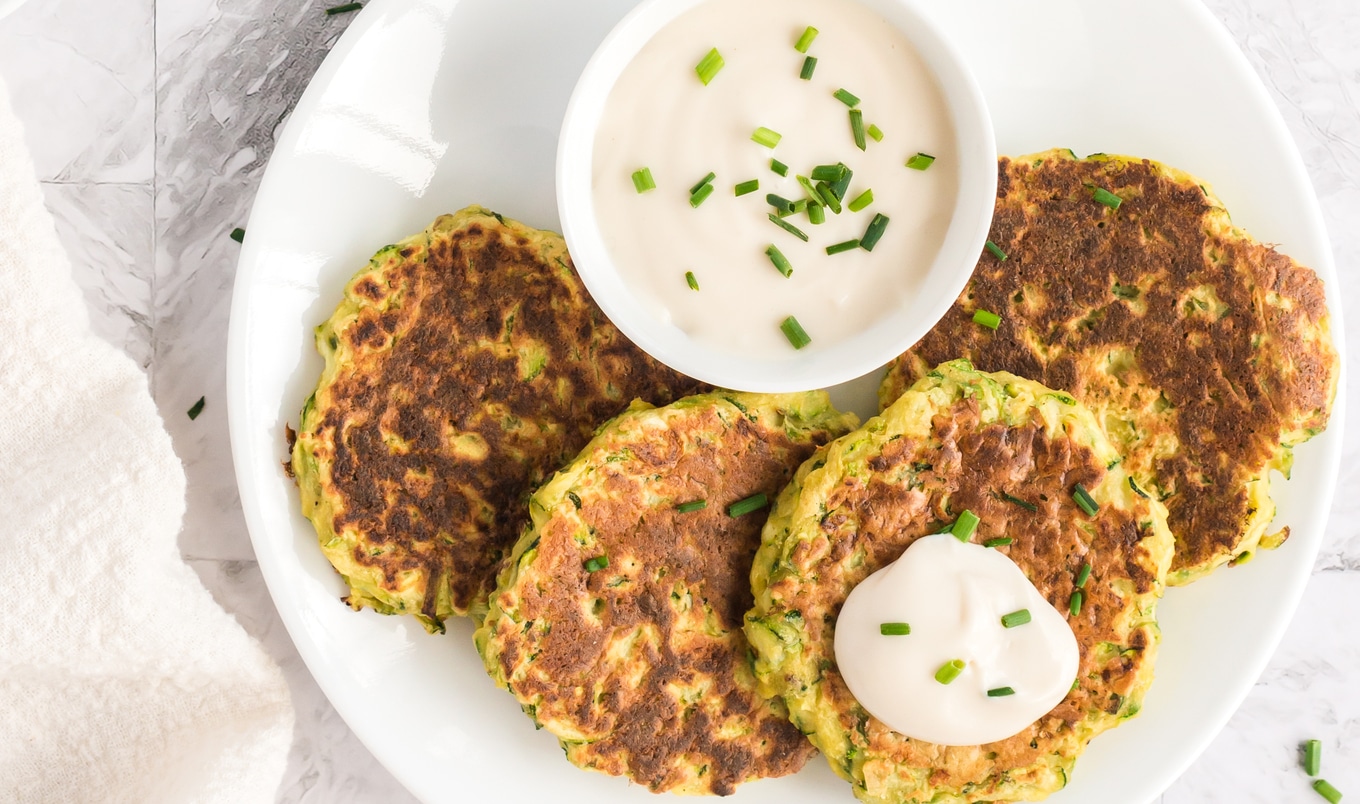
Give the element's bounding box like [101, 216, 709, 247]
[307, 210, 703, 621]
[882, 153, 1337, 578]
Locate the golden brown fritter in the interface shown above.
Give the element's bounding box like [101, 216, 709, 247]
[879, 151, 1338, 585]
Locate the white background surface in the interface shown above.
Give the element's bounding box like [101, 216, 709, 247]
[0, 0, 1355, 801]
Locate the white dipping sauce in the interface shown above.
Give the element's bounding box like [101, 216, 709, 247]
[592, 0, 957, 358]
[834, 534, 1080, 746]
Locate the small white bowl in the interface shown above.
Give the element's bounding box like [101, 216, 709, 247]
[557, 0, 996, 393]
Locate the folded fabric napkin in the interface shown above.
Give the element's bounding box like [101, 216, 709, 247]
[0, 77, 293, 802]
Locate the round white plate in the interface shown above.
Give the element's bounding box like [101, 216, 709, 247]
[226, 1, 1346, 802]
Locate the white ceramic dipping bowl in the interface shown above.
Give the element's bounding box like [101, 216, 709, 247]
[557, 0, 996, 393]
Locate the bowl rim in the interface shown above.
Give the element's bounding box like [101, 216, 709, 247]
[556, 0, 997, 393]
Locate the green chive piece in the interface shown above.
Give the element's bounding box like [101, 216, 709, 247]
[935, 659, 966, 685]
[1313, 780, 1343, 804]
[1076, 562, 1092, 588]
[879, 622, 911, 636]
[685, 271, 700, 291]
[567, 491, 582, 509]
[766, 193, 795, 214]
[810, 164, 847, 182]
[752, 127, 782, 148]
[950, 510, 980, 542]
[1001, 609, 1032, 628]
[325, 2, 362, 15]
[828, 164, 854, 200]
[1069, 590, 1084, 616]
[859, 213, 889, 251]
[1091, 186, 1123, 210]
[229, 227, 245, 243]
[584, 555, 609, 572]
[1304, 739, 1321, 776]
[816, 182, 843, 214]
[984, 537, 1014, 548]
[906, 152, 936, 170]
[769, 213, 810, 242]
[867, 123, 884, 142]
[1128, 476, 1150, 499]
[689, 172, 716, 195]
[689, 182, 715, 208]
[800, 56, 817, 80]
[987, 686, 1016, 698]
[632, 168, 656, 193]
[187, 396, 206, 420]
[984, 239, 1008, 260]
[790, 198, 808, 214]
[728, 493, 769, 517]
[735, 179, 760, 197]
[780, 315, 811, 349]
[1072, 483, 1100, 517]
[794, 26, 819, 53]
[807, 201, 825, 225]
[973, 309, 1002, 330]
[848, 188, 874, 213]
[770, 158, 789, 177]
[833, 88, 861, 107]
[677, 500, 707, 513]
[766, 244, 794, 277]
[1000, 491, 1037, 512]
[696, 48, 725, 85]
[796, 174, 820, 200]
[850, 109, 866, 151]
[826, 239, 860, 255]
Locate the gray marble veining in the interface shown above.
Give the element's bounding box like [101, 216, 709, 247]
[0, 0, 1355, 801]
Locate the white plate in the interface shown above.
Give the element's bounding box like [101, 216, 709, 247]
[226, 1, 1347, 802]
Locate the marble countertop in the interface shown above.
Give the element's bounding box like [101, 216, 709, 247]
[1, 0, 1355, 801]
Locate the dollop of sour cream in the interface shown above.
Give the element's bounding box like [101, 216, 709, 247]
[834, 534, 1080, 746]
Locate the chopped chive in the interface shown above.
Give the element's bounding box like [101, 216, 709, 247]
[828, 164, 854, 199]
[770, 158, 789, 177]
[632, 168, 656, 193]
[1001, 609, 1031, 628]
[325, 2, 362, 15]
[1000, 491, 1037, 512]
[1313, 780, 1343, 804]
[850, 109, 866, 151]
[229, 227, 245, 243]
[1091, 186, 1123, 210]
[689, 183, 715, 208]
[987, 686, 1016, 698]
[848, 188, 874, 212]
[859, 213, 889, 251]
[187, 396, 206, 420]
[810, 164, 847, 182]
[950, 510, 980, 542]
[790, 198, 808, 213]
[567, 491, 582, 509]
[807, 201, 825, 225]
[766, 193, 796, 214]
[800, 56, 817, 80]
[879, 622, 911, 636]
[584, 555, 609, 572]
[728, 493, 769, 517]
[696, 48, 725, 85]
[794, 26, 819, 53]
[677, 499, 707, 513]
[685, 271, 700, 291]
[833, 88, 861, 107]
[796, 174, 819, 200]
[867, 123, 884, 142]
[826, 239, 860, 255]
[769, 213, 810, 242]
[689, 172, 716, 195]
[1304, 739, 1321, 776]
[906, 152, 936, 170]
[735, 179, 760, 197]
[1128, 476, 1150, 499]
[984, 239, 1007, 260]
[780, 315, 811, 349]
[983, 537, 1014, 548]
[1076, 562, 1092, 588]
[766, 244, 793, 277]
[1069, 590, 1084, 616]
[935, 659, 966, 685]
[752, 127, 782, 148]
[1072, 483, 1099, 517]
[816, 182, 843, 214]
[973, 309, 1001, 330]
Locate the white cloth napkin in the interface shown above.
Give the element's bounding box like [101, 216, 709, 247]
[0, 77, 293, 802]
